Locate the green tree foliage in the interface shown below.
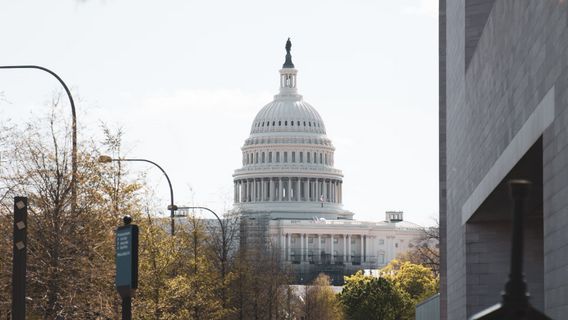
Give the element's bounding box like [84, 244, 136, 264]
[302, 273, 343, 320]
[339, 271, 412, 320]
[381, 260, 438, 303]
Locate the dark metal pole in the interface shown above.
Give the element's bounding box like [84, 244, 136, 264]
[0, 66, 77, 212]
[113, 158, 176, 235]
[121, 297, 132, 320]
[12, 196, 28, 320]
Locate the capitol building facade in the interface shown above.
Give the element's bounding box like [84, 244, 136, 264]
[232, 40, 423, 284]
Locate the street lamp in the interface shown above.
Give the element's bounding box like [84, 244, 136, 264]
[0, 65, 78, 212]
[176, 206, 228, 306]
[98, 155, 177, 236]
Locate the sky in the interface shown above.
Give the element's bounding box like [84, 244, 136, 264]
[0, 0, 439, 226]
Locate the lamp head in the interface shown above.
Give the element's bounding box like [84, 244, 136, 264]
[98, 155, 113, 163]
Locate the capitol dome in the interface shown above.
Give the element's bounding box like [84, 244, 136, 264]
[233, 39, 353, 220]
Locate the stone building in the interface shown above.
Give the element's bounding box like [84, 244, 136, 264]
[440, 1, 568, 318]
[233, 39, 423, 284]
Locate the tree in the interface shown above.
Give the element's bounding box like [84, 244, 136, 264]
[0, 103, 144, 318]
[398, 224, 439, 277]
[381, 260, 438, 303]
[339, 271, 411, 320]
[301, 273, 343, 320]
[380, 260, 438, 319]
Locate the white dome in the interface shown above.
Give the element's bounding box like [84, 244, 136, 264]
[250, 97, 326, 135]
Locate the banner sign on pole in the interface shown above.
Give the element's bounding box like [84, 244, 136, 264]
[115, 223, 138, 298]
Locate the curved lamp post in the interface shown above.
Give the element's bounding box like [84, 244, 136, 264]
[0, 65, 77, 211]
[98, 155, 177, 236]
[176, 206, 228, 306]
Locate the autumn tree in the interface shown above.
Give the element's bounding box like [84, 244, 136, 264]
[301, 273, 343, 320]
[0, 101, 144, 319]
[339, 271, 412, 320]
[379, 260, 438, 319]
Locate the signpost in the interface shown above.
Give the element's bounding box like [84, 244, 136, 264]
[115, 216, 138, 320]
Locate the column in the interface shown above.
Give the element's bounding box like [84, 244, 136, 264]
[278, 178, 282, 201]
[322, 179, 327, 202]
[286, 233, 291, 261]
[315, 179, 320, 201]
[347, 235, 351, 263]
[280, 232, 286, 261]
[339, 181, 342, 203]
[343, 234, 347, 264]
[360, 235, 364, 263]
[317, 234, 321, 264]
[332, 181, 336, 203]
[304, 179, 309, 201]
[296, 178, 301, 201]
[287, 178, 292, 201]
[269, 179, 274, 201]
[300, 233, 304, 262]
[363, 235, 366, 263]
[262, 179, 266, 201]
[330, 234, 335, 264]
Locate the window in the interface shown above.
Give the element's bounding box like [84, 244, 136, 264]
[307, 153, 311, 163]
[269, 152, 272, 162]
[378, 253, 385, 264]
[313, 152, 317, 163]
[297, 121, 300, 126]
[333, 237, 338, 244]
[285, 121, 287, 126]
[291, 121, 294, 126]
[262, 152, 265, 163]
[284, 152, 288, 163]
[292, 152, 296, 162]
[255, 153, 259, 163]
[291, 238, 296, 244]
[320, 153, 323, 163]
[395, 243, 398, 248]
[276, 152, 280, 162]
[351, 239, 356, 245]
[325, 154, 328, 165]
[262, 122, 265, 127]
[267, 122, 270, 127]
[378, 239, 384, 245]
[247, 154, 250, 164]
[309, 237, 314, 244]
[321, 238, 325, 244]
[300, 152, 303, 162]
[279, 121, 281, 126]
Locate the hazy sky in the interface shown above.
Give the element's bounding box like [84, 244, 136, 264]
[1, 0, 439, 226]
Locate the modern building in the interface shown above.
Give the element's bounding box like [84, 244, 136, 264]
[233, 39, 423, 284]
[440, 1, 568, 318]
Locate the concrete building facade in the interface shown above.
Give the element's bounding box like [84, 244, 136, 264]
[440, 1, 568, 318]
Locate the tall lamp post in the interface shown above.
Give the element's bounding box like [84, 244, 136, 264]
[98, 156, 177, 236]
[0, 65, 78, 211]
[176, 206, 228, 305]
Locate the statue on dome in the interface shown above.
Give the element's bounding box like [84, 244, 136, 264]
[283, 38, 295, 68]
